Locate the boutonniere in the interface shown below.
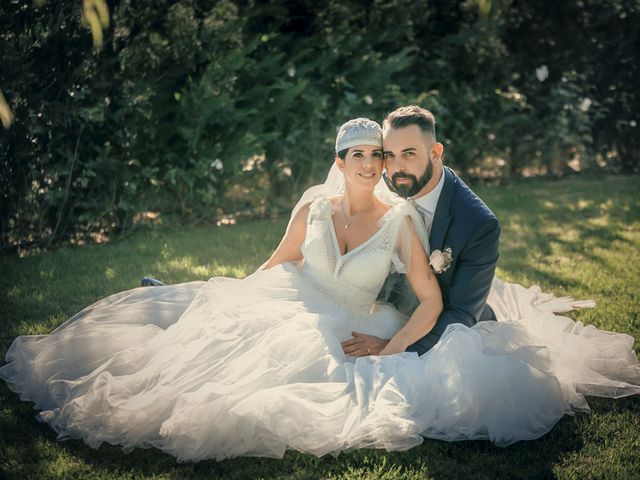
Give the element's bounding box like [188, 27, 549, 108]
[429, 247, 453, 274]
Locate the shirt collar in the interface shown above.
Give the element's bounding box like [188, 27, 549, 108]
[412, 165, 445, 215]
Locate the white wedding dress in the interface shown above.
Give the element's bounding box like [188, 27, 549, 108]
[1, 196, 639, 462]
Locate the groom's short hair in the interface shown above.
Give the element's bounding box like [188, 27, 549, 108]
[383, 106, 437, 141]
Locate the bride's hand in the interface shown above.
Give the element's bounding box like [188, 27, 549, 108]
[341, 332, 388, 357]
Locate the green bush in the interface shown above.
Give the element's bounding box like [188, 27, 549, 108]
[1, 0, 638, 252]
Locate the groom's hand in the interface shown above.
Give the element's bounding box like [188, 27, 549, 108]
[341, 332, 389, 357]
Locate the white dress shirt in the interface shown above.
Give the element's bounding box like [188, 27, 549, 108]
[411, 166, 445, 235]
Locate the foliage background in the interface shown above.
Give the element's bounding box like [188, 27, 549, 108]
[1, 0, 638, 251]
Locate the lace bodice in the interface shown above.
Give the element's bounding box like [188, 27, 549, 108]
[301, 197, 411, 314]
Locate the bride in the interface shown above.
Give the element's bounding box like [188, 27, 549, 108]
[1, 118, 639, 462]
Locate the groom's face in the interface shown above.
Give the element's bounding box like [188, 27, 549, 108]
[382, 124, 436, 198]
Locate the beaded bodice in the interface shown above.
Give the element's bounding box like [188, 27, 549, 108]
[301, 197, 410, 314]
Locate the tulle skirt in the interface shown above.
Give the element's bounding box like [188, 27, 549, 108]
[1, 263, 639, 461]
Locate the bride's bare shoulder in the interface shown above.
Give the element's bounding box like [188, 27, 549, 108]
[327, 195, 341, 210]
[377, 199, 393, 215]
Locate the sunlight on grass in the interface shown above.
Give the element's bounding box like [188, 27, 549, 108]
[15, 313, 68, 336]
[163, 257, 208, 275]
[544, 224, 580, 242]
[38, 268, 55, 280]
[105, 266, 115, 280]
[574, 199, 592, 210]
[209, 265, 251, 278]
[160, 242, 175, 260]
[156, 256, 250, 280]
[40, 437, 87, 477]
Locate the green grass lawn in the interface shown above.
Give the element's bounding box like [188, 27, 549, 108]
[1, 174, 639, 480]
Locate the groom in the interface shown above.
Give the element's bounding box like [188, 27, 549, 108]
[341, 105, 500, 356]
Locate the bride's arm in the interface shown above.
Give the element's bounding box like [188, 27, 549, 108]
[380, 224, 443, 355]
[259, 204, 310, 270]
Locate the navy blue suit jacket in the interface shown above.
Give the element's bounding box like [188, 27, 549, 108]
[388, 166, 500, 355]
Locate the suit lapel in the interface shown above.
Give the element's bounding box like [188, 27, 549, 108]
[428, 166, 455, 251]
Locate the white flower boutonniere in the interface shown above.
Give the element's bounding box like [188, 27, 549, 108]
[429, 247, 453, 274]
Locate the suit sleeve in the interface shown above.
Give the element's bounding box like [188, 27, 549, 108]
[406, 216, 500, 355]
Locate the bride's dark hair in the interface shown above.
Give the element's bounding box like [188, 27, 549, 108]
[383, 105, 437, 141]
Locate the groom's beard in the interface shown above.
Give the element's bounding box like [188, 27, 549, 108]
[385, 160, 434, 198]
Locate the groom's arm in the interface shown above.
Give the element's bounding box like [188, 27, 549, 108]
[406, 217, 500, 355]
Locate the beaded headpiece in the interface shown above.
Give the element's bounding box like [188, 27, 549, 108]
[335, 118, 383, 154]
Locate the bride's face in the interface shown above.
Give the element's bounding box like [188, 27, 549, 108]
[336, 145, 384, 190]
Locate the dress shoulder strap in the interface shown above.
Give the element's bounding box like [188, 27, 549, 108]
[307, 197, 333, 224]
